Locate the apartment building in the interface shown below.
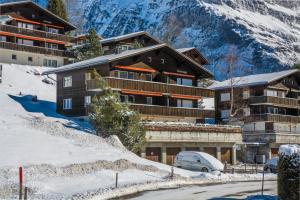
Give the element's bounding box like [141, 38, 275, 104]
[0, 1, 76, 67]
[211, 69, 300, 162]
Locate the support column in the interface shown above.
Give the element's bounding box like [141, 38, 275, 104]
[199, 146, 204, 152]
[216, 146, 221, 161]
[181, 146, 185, 152]
[267, 148, 272, 161]
[232, 146, 237, 165]
[162, 146, 167, 164]
[140, 146, 146, 159]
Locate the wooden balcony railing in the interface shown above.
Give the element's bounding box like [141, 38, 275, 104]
[0, 24, 74, 43]
[129, 104, 215, 118]
[245, 114, 300, 123]
[0, 41, 72, 57]
[86, 77, 214, 98]
[249, 96, 299, 108]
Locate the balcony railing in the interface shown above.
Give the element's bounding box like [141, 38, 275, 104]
[129, 104, 215, 118]
[86, 77, 214, 98]
[0, 41, 72, 57]
[249, 96, 299, 108]
[0, 24, 74, 43]
[245, 114, 300, 123]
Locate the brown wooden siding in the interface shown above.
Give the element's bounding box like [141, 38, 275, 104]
[0, 41, 71, 57]
[249, 96, 299, 108]
[0, 24, 73, 43]
[86, 78, 214, 98]
[129, 104, 214, 118]
[245, 114, 300, 123]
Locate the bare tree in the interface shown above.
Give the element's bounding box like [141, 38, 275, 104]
[218, 46, 249, 124]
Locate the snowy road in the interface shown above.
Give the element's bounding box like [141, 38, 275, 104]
[129, 180, 277, 200]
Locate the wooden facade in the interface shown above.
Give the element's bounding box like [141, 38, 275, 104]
[48, 44, 214, 121]
[0, 1, 76, 66]
[215, 72, 300, 127]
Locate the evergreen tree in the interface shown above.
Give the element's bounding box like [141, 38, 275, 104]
[293, 63, 300, 69]
[74, 28, 103, 61]
[89, 69, 146, 153]
[47, 0, 68, 21]
[132, 39, 143, 49]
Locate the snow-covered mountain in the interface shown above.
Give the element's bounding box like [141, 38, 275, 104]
[1, 0, 299, 79]
[70, 0, 299, 79]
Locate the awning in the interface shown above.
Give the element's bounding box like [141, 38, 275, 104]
[163, 71, 195, 78]
[121, 89, 163, 96]
[115, 65, 156, 73]
[170, 94, 201, 100]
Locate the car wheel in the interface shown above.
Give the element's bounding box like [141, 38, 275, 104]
[201, 167, 209, 172]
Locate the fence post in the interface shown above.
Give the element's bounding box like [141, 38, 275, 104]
[171, 166, 174, 179]
[24, 187, 28, 200]
[261, 167, 265, 195]
[115, 173, 118, 188]
[232, 168, 235, 174]
[19, 167, 23, 200]
[244, 163, 247, 173]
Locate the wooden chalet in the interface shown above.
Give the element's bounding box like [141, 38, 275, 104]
[0, 1, 76, 67]
[43, 33, 243, 165]
[211, 69, 300, 162]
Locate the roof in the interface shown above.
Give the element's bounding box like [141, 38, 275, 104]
[176, 47, 209, 65]
[0, 1, 76, 31]
[100, 31, 161, 45]
[209, 69, 300, 90]
[42, 44, 214, 78]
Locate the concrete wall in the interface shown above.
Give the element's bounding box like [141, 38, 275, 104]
[0, 48, 65, 67]
[146, 130, 242, 143]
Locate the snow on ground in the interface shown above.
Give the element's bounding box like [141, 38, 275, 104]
[0, 64, 276, 199]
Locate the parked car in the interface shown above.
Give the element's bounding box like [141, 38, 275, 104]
[174, 151, 224, 172]
[264, 157, 278, 173]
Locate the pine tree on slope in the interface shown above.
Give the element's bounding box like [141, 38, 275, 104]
[47, 0, 68, 21]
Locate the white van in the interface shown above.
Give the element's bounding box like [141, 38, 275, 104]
[174, 151, 224, 172]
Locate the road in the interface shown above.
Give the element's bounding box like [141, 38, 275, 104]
[129, 180, 277, 200]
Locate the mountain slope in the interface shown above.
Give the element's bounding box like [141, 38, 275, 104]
[75, 0, 300, 79]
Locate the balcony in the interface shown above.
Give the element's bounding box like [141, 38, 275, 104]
[245, 114, 300, 123]
[129, 104, 214, 118]
[0, 24, 74, 43]
[249, 96, 299, 108]
[244, 132, 300, 144]
[86, 77, 214, 98]
[0, 41, 72, 57]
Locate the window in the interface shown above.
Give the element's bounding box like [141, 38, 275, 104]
[12, 54, 17, 60]
[243, 90, 250, 99]
[63, 76, 72, 87]
[85, 72, 91, 81]
[145, 74, 152, 81]
[43, 59, 58, 67]
[17, 38, 33, 46]
[220, 93, 230, 102]
[0, 35, 6, 41]
[117, 45, 132, 53]
[128, 72, 134, 79]
[221, 110, 230, 119]
[146, 97, 152, 105]
[17, 22, 33, 30]
[45, 26, 59, 34]
[63, 98, 72, 110]
[177, 78, 193, 86]
[28, 57, 33, 62]
[46, 43, 58, 49]
[177, 99, 193, 108]
[119, 71, 128, 79]
[243, 108, 250, 116]
[267, 107, 278, 114]
[84, 96, 91, 107]
[120, 95, 135, 103]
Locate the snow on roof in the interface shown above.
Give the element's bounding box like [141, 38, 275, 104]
[279, 144, 300, 156]
[43, 44, 213, 77]
[0, 1, 76, 30]
[100, 31, 161, 44]
[176, 47, 196, 53]
[209, 69, 300, 90]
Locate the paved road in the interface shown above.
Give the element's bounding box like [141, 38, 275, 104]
[129, 181, 277, 200]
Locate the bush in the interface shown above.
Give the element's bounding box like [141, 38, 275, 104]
[277, 153, 300, 200]
[88, 69, 146, 153]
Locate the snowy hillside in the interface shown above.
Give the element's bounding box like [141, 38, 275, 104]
[0, 64, 275, 199]
[71, 0, 300, 79]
